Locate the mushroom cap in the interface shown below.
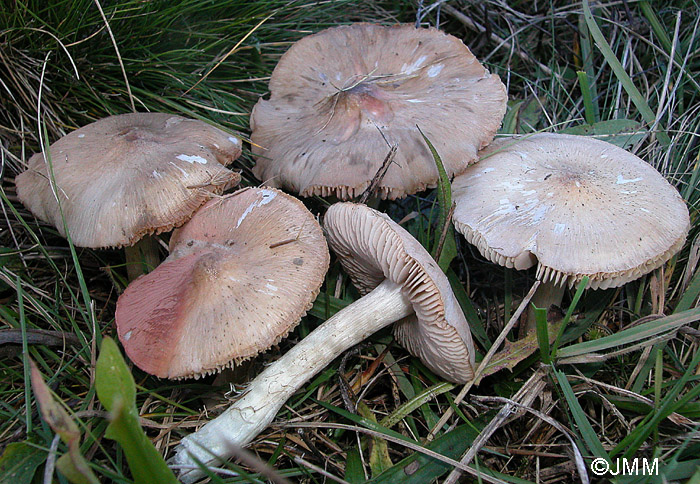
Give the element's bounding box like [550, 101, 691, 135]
[251, 23, 507, 200]
[15, 113, 242, 248]
[452, 133, 690, 289]
[115, 187, 329, 379]
[324, 202, 475, 383]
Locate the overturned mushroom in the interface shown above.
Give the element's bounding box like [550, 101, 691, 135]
[452, 133, 690, 327]
[116, 187, 329, 379]
[171, 202, 476, 482]
[15, 113, 242, 277]
[251, 23, 507, 199]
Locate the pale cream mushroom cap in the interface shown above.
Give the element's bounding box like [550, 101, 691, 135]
[15, 113, 242, 248]
[324, 202, 475, 382]
[452, 133, 690, 290]
[251, 23, 507, 200]
[116, 187, 329, 379]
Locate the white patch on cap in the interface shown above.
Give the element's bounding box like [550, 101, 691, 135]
[553, 223, 566, 234]
[169, 161, 188, 176]
[236, 189, 277, 228]
[483, 167, 495, 173]
[265, 283, 278, 291]
[77, 134, 85, 138]
[228, 136, 240, 145]
[406, 99, 424, 103]
[616, 174, 643, 185]
[401, 55, 427, 74]
[124, 330, 132, 341]
[177, 154, 208, 164]
[427, 64, 444, 77]
[152, 170, 163, 179]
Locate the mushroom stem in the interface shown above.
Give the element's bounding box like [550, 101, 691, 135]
[524, 281, 566, 333]
[124, 236, 160, 280]
[171, 278, 412, 483]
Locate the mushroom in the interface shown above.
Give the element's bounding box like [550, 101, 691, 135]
[451, 133, 690, 328]
[116, 186, 329, 379]
[251, 23, 507, 200]
[171, 202, 476, 482]
[15, 113, 242, 278]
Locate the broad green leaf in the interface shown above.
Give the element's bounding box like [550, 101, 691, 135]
[95, 337, 136, 412]
[357, 401, 393, 478]
[344, 447, 365, 484]
[95, 337, 178, 484]
[0, 441, 46, 484]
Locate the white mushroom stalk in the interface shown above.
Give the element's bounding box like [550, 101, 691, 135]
[171, 278, 412, 483]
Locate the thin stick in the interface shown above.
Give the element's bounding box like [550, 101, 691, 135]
[293, 456, 351, 484]
[358, 145, 397, 204]
[427, 280, 541, 441]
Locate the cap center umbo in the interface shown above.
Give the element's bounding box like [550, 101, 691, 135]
[118, 126, 159, 144]
[322, 81, 394, 125]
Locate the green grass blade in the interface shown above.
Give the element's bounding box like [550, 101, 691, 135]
[582, 0, 670, 147]
[554, 369, 609, 460]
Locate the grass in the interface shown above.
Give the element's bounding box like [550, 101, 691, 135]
[1, 0, 700, 483]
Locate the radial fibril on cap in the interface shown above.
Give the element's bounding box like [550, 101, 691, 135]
[251, 23, 507, 200]
[325, 203, 476, 382]
[116, 187, 329, 379]
[15, 113, 242, 248]
[452, 133, 690, 290]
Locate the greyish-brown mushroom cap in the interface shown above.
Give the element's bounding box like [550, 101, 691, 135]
[15, 113, 242, 248]
[452, 133, 690, 290]
[251, 23, 507, 200]
[324, 202, 475, 382]
[115, 187, 330, 379]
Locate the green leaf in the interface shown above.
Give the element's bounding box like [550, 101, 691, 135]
[30, 359, 99, 484]
[0, 441, 46, 484]
[95, 337, 178, 484]
[344, 447, 365, 484]
[554, 369, 609, 460]
[367, 423, 485, 484]
[556, 307, 700, 360]
[357, 401, 393, 478]
[95, 337, 136, 412]
[417, 125, 457, 272]
[379, 382, 455, 430]
[581, 0, 670, 147]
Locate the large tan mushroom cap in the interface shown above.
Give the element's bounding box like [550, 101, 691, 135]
[116, 187, 329, 379]
[324, 202, 475, 382]
[15, 113, 242, 248]
[251, 23, 507, 200]
[452, 133, 690, 289]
